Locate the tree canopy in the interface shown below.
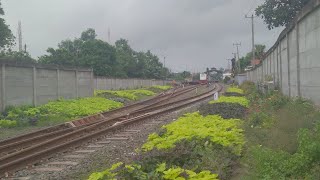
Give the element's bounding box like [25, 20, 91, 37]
[0, 0, 14, 50]
[256, 0, 311, 29]
[39, 29, 169, 79]
[239, 44, 266, 72]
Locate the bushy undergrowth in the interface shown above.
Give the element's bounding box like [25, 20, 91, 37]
[209, 96, 249, 108]
[226, 87, 244, 94]
[199, 103, 247, 119]
[223, 92, 244, 97]
[151, 85, 171, 91]
[240, 81, 320, 179]
[95, 89, 155, 100]
[1, 97, 123, 127]
[0, 119, 17, 128]
[142, 112, 244, 155]
[88, 162, 218, 180]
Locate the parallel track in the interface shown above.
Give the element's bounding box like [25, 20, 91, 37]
[0, 84, 222, 177]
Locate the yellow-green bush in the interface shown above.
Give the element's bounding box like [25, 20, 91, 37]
[95, 89, 155, 100]
[209, 96, 249, 108]
[0, 119, 17, 128]
[88, 162, 218, 180]
[226, 87, 244, 94]
[152, 85, 172, 90]
[3, 97, 123, 126]
[142, 112, 244, 155]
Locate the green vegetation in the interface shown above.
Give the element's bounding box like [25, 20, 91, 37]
[0, 119, 17, 128]
[88, 86, 248, 180]
[88, 162, 218, 180]
[209, 96, 249, 108]
[142, 112, 244, 155]
[95, 89, 155, 100]
[256, 0, 311, 30]
[0, 0, 14, 50]
[238, 44, 265, 72]
[1, 97, 123, 127]
[239, 81, 320, 179]
[38, 29, 170, 79]
[226, 87, 244, 94]
[151, 85, 171, 91]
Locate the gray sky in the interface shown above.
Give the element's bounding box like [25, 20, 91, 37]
[2, 0, 283, 72]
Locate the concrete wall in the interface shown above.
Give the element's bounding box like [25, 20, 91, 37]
[246, 0, 320, 104]
[94, 77, 170, 90]
[0, 62, 94, 111]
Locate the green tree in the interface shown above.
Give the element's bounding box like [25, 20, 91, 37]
[39, 29, 118, 76]
[239, 44, 266, 71]
[256, 0, 311, 29]
[39, 29, 168, 79]
[0, 0, 14, 50]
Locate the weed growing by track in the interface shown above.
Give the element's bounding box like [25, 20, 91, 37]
[0, 97, 123, 127]
[208, 96, 249, 108]
[239, 81, 320, 179]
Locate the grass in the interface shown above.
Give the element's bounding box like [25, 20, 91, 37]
[238, 81, 320, 179]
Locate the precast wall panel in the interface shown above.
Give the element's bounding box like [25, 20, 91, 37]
[36, 68, 58, 105]
[59, 70, 76, 99]
[299, 6, 320, 104]
[78, 71, 92, 97]
[5, 66, 34, 106]
[288, 28, 299, 97]
[280, 37, 290, 96]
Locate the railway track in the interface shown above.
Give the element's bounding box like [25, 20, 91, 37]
[0, 84, 222, 178]
[0, 85, 196, 150]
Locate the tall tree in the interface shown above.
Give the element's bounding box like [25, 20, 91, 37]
[256, 0, 311, 29]
[239, 44, 266, 71]
[0, 0, 14, 50]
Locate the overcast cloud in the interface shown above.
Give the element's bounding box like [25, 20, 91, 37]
[2, 0, 283, 72]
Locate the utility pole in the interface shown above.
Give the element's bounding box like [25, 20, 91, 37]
[245, 14, 255, 67]
[233, 42, 241, 72]
[18, 21, 23, 52]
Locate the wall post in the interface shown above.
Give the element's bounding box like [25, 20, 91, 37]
[279, 43, 283, 90]
[296, 23, 301, 97]
[33, 66, 37, 106]
[1, 64, 6, 111]
[75, 70, 79, 98]
[57, 68, 60, 99]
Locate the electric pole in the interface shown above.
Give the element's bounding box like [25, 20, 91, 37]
[233, 42, 241, 72]
[245, 14, 255, 67]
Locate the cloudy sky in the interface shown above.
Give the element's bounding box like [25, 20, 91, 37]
[2, 0, 283, 72]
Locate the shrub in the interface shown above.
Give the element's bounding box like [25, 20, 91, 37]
[2, 97, 123, 127]
[151, 85, 172, 91]
[209, 96, 249, 108]
[0, 119, 17, 128]
[247, 125, 320, 179]
[141, 112, 244, 155]
[88, 162, 219, 180]
[226, 87, 244, 94]
[224, 92, 244, 97]
[95, 89, 155, 100]
[199, 103, 247, 119]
